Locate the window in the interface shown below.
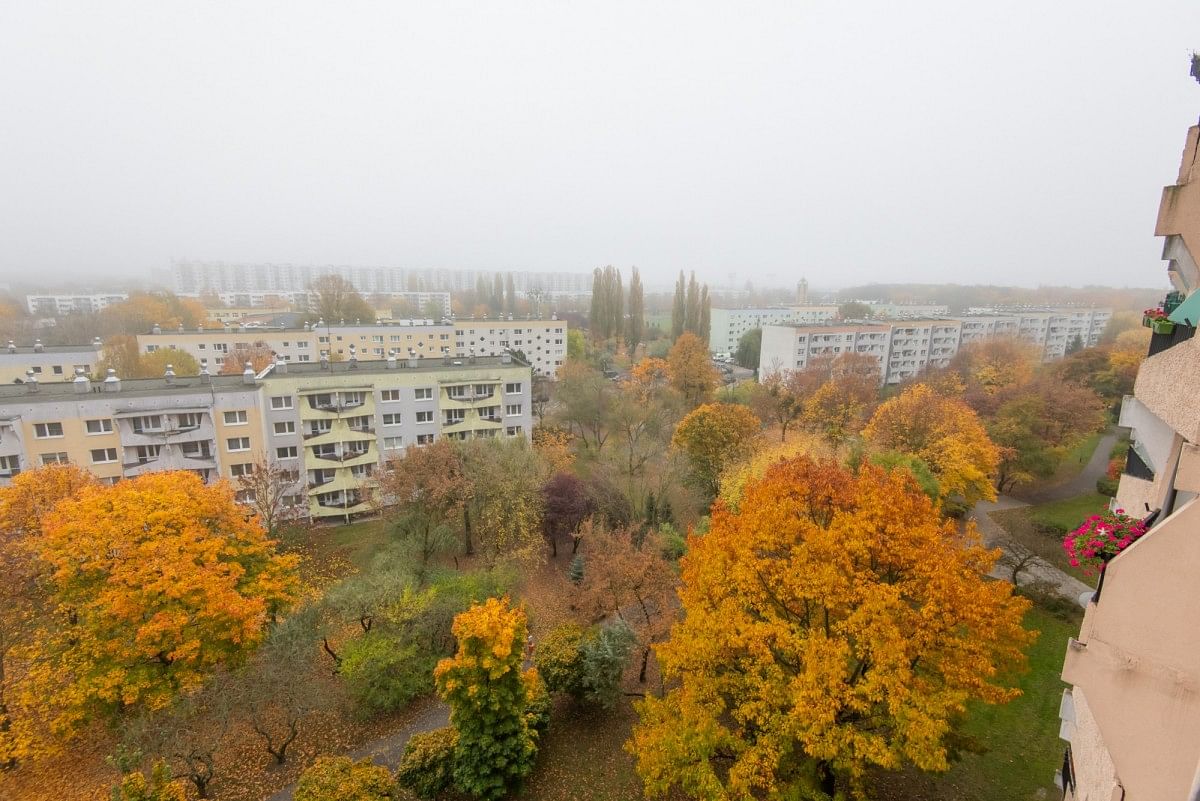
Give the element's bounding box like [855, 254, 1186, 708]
[213, 343, 228, 353]
[445, 409, 466, 423]
[380, 389, 401, 402]
[506, 426, 522, 437]
[414, 387, 433, 400]
[298, 354, 310, 362]
[235, 489, 255, 503]
[0, 455, 19, 477]
[30, 366, 42, 373]
[383, 436, 404, 450]
[182, 441, 212, 458]
[40, 452, 68, 465]
[85, 418, 113, 434]
[297, 340, 309, 349]
[177, 412, 202, 428]
[270, 395, 293, 410]
[277, 446, 298, 459]
[506, 404, 522, 417]
[505, 382, 522, 394]
[52, 365, 63, 375]
[416, 410, 434, 424]
[134, 445, 161, 463]
[382, 413, 402, 426]
[34, 422, 63, 438]
[224, 410, 248, 425]
[227, 437, 251, 452]
[230, 463, 252, 477]
[274, 421, 296, 434]
[416, 434, 435, 445]
[90, 448, 118, 464]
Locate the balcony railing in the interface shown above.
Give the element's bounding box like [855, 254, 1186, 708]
[1147, 321, 1195, 358]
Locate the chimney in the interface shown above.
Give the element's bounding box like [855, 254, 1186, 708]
[151, 323, 161, 335]
[6, 340, 14, 354]
[103, 368, 121, 393]
[200, 363, 211, 379]
[348, 344, 358, 368]
[178, 322, 184, 332]
[92, 336, 102, 347]
[33, 339, 43, 353]
[164, 364, 176, 385]
[468, 347, 476, 365]
[501, 352, 512, 364]
[320, 350, 329, 370]
[386, 350, 397, 369]
[274, 357, 287, 374]
[72, 366, 91, 393]
[242, 362, 256, 384]
[25, 369, 38, 392]
[409, 348, 420, 369]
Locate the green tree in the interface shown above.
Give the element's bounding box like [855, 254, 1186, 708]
[838, 300, 872, 319]
[734, 328, 761, 368]
[684, 272, 700, 334]
[434, 598, 538, 800]
[626, 267, 645, 352]
[671, 271, 686, 339]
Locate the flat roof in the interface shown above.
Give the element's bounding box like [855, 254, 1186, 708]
[139, 318, 564, 336]
[1, 344, 102, 356]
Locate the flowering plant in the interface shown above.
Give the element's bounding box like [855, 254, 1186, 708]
[1143, 307, 1167, 320]
[1063, 507, 1147, 576]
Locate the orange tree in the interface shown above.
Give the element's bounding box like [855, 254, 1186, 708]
[862, 383, 999, 505]
[629, 456, 1031, 799]
[26, 471, 300, 738]
[671, 402, 761, 499]
[667, 332, 719, 407]
[0, 464, 97, 765]
[434, 597, 538, 800]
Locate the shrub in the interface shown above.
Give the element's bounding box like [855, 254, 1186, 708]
[110, 760, 187, 801]
[340, 633, 436, 716]
[1096, 476, 1119, 497]
[295, 756, 395, 801]
[524, 668, 552, 736]
[396, 727, 459, 800]
[533, 623, 585, 695]
[577, 620, 636, 708]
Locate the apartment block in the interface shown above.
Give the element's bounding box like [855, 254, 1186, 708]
[708, 306, 838, 354]
[1056, 120, 1200, 801]
[24, 293, 130, 315]
[136, 317, 568, 377]
[861, 301, 950, 318]
[0, 340, 104, 384]
[191, 290, 453, 319]
[759, 323, 893, 379]
[0, 354, 533, 522]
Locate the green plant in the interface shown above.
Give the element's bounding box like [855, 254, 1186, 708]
[110, 759, 186, 801]
[659, 522, 687, 561]
[1064, 507, 1147, 576]
[577, 620, 636, 708]
[1096, 476, 1118, 497]
[295, 756, 395, 801]
[534, 623, 585, 695]
[568, 553, 585, 585]
[396, 727, 459, 800]
[340, 633, 435, 716]
[524, 669, 553, 736]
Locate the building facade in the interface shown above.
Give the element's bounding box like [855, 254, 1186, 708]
[0, 354, 533, 522]
[1056, 119, 1200, 801]
[1, 341, 104, 384]
[25, 293, 130, 315]
[708, 306, 838, 354]
[136, 317, 568, 377]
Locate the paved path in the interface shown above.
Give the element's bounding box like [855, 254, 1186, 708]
[266, 696, 450, 801]
[1020, 429, 1118, 504]
[969, 498, 1093, 607]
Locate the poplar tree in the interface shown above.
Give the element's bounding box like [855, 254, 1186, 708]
[626, 267, 645, 352]
[671, 271, 686, 339]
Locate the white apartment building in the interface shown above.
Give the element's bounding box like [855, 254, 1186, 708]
[0, 340, 104, 384]
[136, 317, 569, 377]
[708, 306, 838, 354]
[25, 293, 130, 315]
[861, 301, 951, 318]
[172, 261, 591, 296]
[759, 323, 893, 379]
[190, 290, 453, 318]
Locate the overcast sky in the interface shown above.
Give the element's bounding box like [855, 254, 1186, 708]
[1, 2, 1197, 290]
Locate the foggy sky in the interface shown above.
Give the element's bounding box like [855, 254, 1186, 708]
[1, 1, 1197, 290]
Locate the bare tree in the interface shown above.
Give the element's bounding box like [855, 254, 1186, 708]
[237, 458, 306, 538]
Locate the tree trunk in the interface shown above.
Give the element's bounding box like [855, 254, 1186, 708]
[818, 761, 836, 799]
[463, 507, 475, 556]
[639, 645, 651, 683]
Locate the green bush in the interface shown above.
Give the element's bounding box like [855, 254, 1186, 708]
[525, 671, 553, 736]
[577, 620, 636, 708]
[396, 727, 459, 800]
[533, 623, 585, 695]
[1096, 476, 1119, 497]
[659, 523, 687, 561]
[340, 633, 436, 716]
[295, 756, 395, 801]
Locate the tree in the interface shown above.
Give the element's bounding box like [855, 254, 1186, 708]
[27, 472, 300, 738]
[109, 758, 188, 801]
[579, 525, 676, 684]
[801, 357, 878, 446]
[733, 328, 760, 368]
[698, 285, 710, 342]
[838, 300, 872, 319]
[566, 329, 587, 362]
[309, 275, 376, 324]
[374, 440, 469, 579]
[863, 383, 1000, 505]
[542, 472, 594, 557]
[139, 348, 201, 378]
[434, 598, 538, 800]
[533, 620, 635, 708]
[0, 464, 97, 766]
[237, 458, 305, 537]
[397, 727, 459, 800]
[667, 332, 719, 407]
[219, 342, 275, 375]
[749, 370, 807, 442]
[295, 756, 396, 801]
[626, 267, 645, 352]
[553, 361, 617, 451]
[672, 402, 761, 499]
[684, 272, 700, 334]
[671, 272, 686, 339]
[459, 439, 546, 565]
[505, 273, 517, 315]
[630, 456, 1032, 799]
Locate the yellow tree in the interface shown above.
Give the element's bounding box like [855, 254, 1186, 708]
[862, 383, 999, 504]
[671, 402, 760, 499]
[629, 456, 1031, 799]
[0, 464, 97, 765]
[667, 332, 719, 407]
[27, 472, 301, 738]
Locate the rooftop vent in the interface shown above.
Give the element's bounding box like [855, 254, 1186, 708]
[33, 339, 43, 353]
[242, 362, 256, 384]
[386, 350, 397, 369]
[103, 368, 120, 393]
[72, 366, 91, 394]
[274, 357, 287, 374]
[151, 323, 161, 335]
[164, 364, 176, 385]
[25, 369, 38, 392]
[92, 336, 102, 347]
[501, 352, 512, 364]
[6, 340, 14, 354]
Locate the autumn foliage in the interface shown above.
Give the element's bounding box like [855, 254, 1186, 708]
[672, 402, 761, 498]
[630, 456, 1032, 799]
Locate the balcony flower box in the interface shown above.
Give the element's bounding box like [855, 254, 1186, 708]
[1152, 318, 1176, 335]
[1143, 307, 1167, 328]
[1063, 507, 1148, 576]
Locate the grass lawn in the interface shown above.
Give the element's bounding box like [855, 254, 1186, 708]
[1028, 492, 1109, 534]
[1050, 431, 1104, 484]
[872, 605, 1076, 801]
